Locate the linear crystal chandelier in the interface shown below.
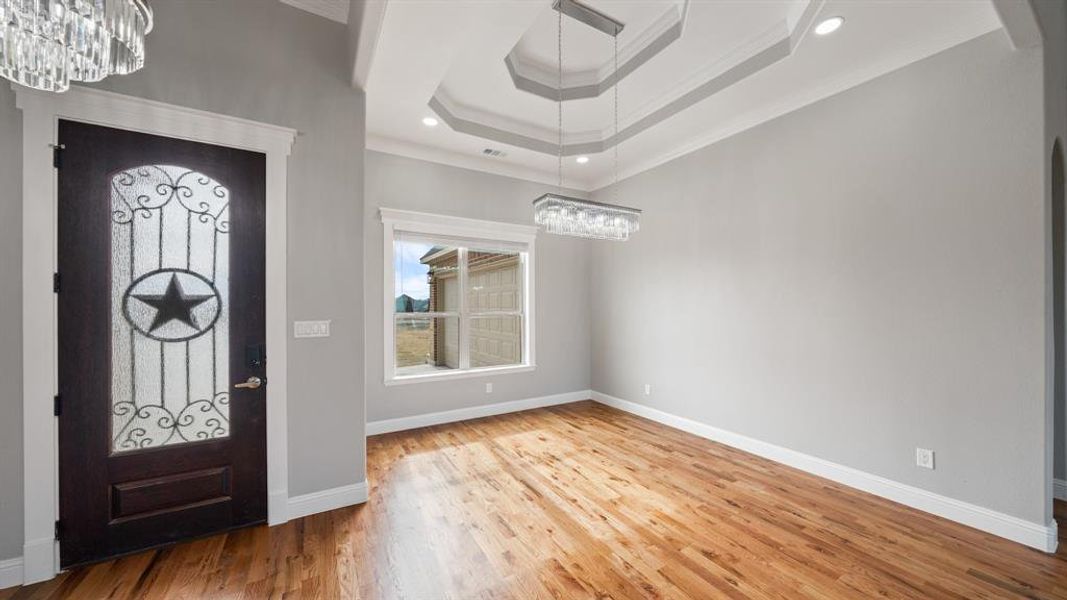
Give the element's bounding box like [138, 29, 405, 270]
[533, 0, 641, 242]
[533, 194, 640, 241]
[0, 0, 153, 93]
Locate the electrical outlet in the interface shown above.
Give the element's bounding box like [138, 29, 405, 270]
[644, 384, 652, 395]
[485, 382, 493, 394]
[916, 448, 935, 470]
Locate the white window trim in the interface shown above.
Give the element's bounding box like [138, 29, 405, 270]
[381, 208, 537, 385]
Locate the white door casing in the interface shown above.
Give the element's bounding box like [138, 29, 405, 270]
[15, 83, 295, 584]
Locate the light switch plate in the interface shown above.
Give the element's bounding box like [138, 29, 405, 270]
[293, 320, 331, 338]
[485, 383, 493, 393]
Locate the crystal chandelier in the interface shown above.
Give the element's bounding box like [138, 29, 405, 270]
[533, 194, 640, 241]
[533, 0, 640, 241]
[0, 0, 153, 93]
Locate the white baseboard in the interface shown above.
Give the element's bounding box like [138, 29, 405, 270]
[0, 557, 22, 591]
[592, 391, 1058, 553]
[268, 490, 289, 526]
[287, 481, 369, 521]
[20, 537, 55, 586]
[5, 485, 369, 591]
[366, 390, 592, 435]
[1055, 478, 1067, 501]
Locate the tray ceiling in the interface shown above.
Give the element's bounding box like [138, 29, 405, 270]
[365, 0, 1003, 190]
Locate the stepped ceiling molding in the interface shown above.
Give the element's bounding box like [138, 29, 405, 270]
[364, 0, 1006, 190]
[279, 0, 350, 23]
[505, 0, 688, 102]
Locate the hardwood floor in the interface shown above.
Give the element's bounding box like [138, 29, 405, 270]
[5, 400, 1067, 599]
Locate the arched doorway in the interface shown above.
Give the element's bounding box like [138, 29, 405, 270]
[1054, 139, 1065, 507]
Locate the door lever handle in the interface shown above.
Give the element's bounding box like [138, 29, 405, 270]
[234, 376, 263, 390]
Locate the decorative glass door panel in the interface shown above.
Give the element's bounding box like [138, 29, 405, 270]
[110, 165, 231, 452]
[58, 121, 266, 568]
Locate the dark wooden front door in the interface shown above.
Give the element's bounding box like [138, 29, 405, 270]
[57, 120, 267, 568]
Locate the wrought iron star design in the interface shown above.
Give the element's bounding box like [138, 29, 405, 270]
[132, 274, 215, 333]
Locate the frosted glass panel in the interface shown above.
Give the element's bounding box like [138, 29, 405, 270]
[110, 166, 230, 452]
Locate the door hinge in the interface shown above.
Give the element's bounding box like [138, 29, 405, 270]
[51, 143, 64, 169]
[54, 520, 61, 540]
[54, 394, 61, 417]
[53, 272, 60, 293]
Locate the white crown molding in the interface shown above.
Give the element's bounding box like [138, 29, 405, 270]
[367, 391, 591, 435]
[366, 134, 588, 190]
[429, 93, 604, 158]
[390, 1, 1001, 192]
[787, 0, 826, 51]
[350, 0, 389, 91]
[592, 391, 1058, 553]
[432, 89, 602, 146]
[505, 1, 689, 101]
[433, 29, 793, 163]
[380, 16, 1002, 196]
[587, 20, 1002, 190]
[287, 482, 368, 521]
[990, 0, 1042, 49]
[618, 19, 792, 131]
[507, 51, 601, 92]
[278, 0, 349, 24]
[597, 0, 689, 83]
[431, 7, 807, 158]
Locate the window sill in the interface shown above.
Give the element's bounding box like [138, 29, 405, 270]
[384, 364, 536, 386]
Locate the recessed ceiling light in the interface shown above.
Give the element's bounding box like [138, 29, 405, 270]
[814, 16, 844, 36]
[575, 156, 589, 164]
[422, 116, 439, 127]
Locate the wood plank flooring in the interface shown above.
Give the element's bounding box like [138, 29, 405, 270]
[5, 400, 1067, 598]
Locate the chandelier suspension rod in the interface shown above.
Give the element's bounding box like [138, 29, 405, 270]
[613, 25, 619, 203]
[558, 3, 563, 193]
[533, 0, 640, 242]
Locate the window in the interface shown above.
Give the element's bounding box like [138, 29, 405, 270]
[382, 208, 536, 384]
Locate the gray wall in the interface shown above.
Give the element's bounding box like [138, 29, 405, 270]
[0, 0, 366, 561]
[589, 32, 1049, 524]
[364, 151, 590, 422]
[0, 84, 24, 562]
[1034, 2, 1067, 510]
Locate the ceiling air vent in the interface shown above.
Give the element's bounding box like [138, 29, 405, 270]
[482, 148, 508, 158]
